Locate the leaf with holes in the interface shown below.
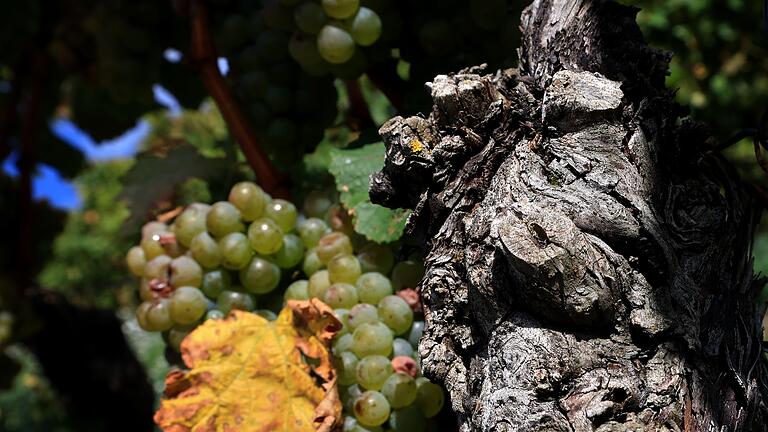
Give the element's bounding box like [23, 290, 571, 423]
[154, 299, 343, 432]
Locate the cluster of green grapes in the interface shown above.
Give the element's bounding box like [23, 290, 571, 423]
[317, 282, 443, 431]
[206, 0, 382, 165]
[124, 181, 444, 430]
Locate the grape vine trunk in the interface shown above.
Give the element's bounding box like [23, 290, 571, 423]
[371, 0, 768, 430]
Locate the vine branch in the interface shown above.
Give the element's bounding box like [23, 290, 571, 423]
[187, 0, 287, 195]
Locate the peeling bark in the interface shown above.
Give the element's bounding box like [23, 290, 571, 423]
[370, 1, 768, 430]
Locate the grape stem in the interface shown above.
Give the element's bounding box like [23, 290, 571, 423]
[344, 79, 374, 131]
[187, 0, 288, 196]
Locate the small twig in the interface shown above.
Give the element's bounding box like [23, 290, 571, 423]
[344, 79, 374, 131]
[366, 60, 405, 112]
[187, 0, 287, 196]
[715, 128, 760, 152]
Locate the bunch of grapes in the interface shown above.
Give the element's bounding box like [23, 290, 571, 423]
[125, 181, 445, 429]
[206, 0, 386, 165]
[287, 265, 444, 431]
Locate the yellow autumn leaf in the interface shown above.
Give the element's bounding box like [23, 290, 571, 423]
[154, 299, 343, 432]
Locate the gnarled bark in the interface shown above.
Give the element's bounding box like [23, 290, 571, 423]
[370, 0, 768, 430]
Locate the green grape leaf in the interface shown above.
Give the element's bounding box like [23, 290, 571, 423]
[120, 145, 233, 232]
[328, 142, 409, 243]
[329, 142, 385, 208]
[352, 202, 409, 244]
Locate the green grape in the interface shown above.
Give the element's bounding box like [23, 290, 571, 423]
[377, 295, 413, 335]
[273, 233, 305, 269]
[190, 231, 222, 269]
[352, 322, 393, 358]
[415, 378, 444, 417]
[302, 248, 324, 276]
[322, 0, 360, 19]
[265, 86, 293, 113]
[228, 181, 267, 221]
[303, 190, 334, 218]
[353, 390, 390, 427]
[334, 308, 351, 335]
[249, 102, 271, 128]
[173, 204, 209, 247]
[318, 24, 356, 64]
[238, 71, 269, 99]
[343, 416, 383, 432]
[256, 30, 290, 63]
[355, 272, 393, 305]
[169, 286, 207, 324]
[334, 332, 354, 353]
[201, 270, 230, 299]
[349, 7, 381, 46]
[328, 253, 362, 284]
[388, 406, 427, 431]
[126, 246, 146, 277]
[136, 301, 153, 331]
[217, 290, 256, 315]
[206, 201, 244, 237]
[337, 351, 359, 385]
[144, 255, 172, 281]
[145, 299, 174, 332]
[392, 338, 414, 358]
[308, 269, 332, 299]
[284, 279, 310, 301]
[240, 256, 281, 294]
[248, 218, 284, 255]
[206, 309, 225, 320]
[166, 324, 195, 352]
[255, 309, 278, 320]
[289, 33, 324, 68]
[266, 118, 299, 148]
[140, 233, 167, 260]
[407, 321, 424, 348]
[391, 260, 424, 290]
[328, 49, 368, 80]
[297, 217, 329, 248]
[355, 355, 393, 390]
[218, 232, 253, 270]
[323, 283, 359, 308]
[357, 243, 394, 275]
[142, 221, 168, 240]
[348, 303, 379, 330]
[317, 232, 354, 263]
[342, 384, 363, 413]
[138, 278, 154, 301]
[266, 199, 298, 232]
[170, 256, 203, 288]
[381, 372, 417, 408]
[295, 2, 327, 34]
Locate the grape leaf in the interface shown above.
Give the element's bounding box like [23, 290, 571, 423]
[352, 202, 409, 244]
[328, 142, 410, 243]
[154, 299, 343, 432]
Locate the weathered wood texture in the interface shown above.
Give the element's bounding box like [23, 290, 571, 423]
[370, 0, 768, 430]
